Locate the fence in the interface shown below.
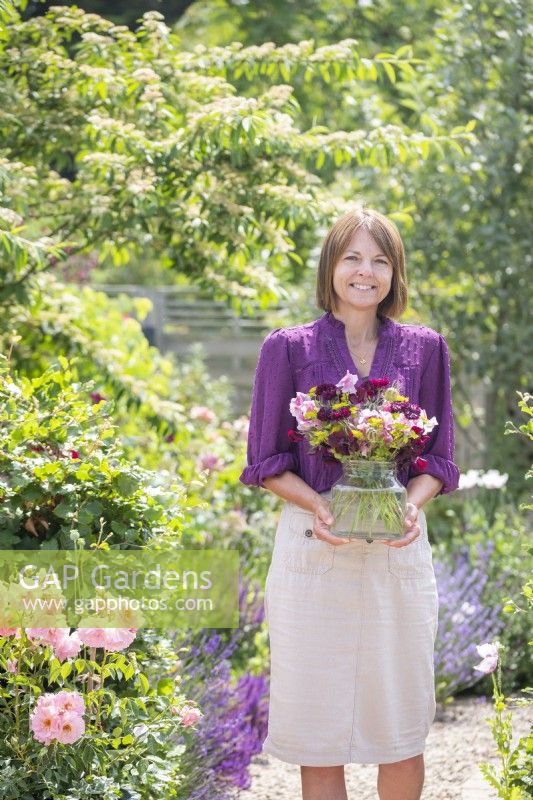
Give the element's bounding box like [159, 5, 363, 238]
[94, 285, 279, 414]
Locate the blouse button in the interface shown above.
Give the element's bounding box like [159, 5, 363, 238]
[304, 529, 313, 537]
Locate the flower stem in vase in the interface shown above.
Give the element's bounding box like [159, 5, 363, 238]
[329, 459, 406, 540]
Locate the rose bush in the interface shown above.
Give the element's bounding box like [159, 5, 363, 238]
[0, 626, 202, 800]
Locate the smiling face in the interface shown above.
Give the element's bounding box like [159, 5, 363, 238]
[331, 227, 394, 316]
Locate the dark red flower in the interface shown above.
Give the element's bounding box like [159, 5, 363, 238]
[369, 378, 390, 388]
[331, 407, 351, 420]
[288, 429, 305, 443]
[69, 450, 80, 459]
[326, 431, 351, 455]
[413, 457, 428, 471]
[165, 433, 175, 443]
[90, 392, 106, 404]
[315, 383, 339, 400]
[355, 384, 378, 402]
[317, 407, 334, 421]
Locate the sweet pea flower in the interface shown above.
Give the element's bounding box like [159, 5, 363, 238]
[7, 658, 17, 673]
[0, 628, 18, 637]
[336, 371, 358, 394]
[473, 642, 500, 674]
[290, 393, 319, 430]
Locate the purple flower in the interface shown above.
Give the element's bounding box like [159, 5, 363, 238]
[433, 542, 508, 700]
[173, 577, 269, 797]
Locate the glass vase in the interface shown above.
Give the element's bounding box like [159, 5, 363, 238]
[329, 458, 406, 541]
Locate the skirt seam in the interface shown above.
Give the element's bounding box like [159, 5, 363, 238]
[348, 552, 367, 756]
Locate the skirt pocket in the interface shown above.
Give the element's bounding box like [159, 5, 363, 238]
[387, 535, 432, 579]
[282, 508, 335, 575]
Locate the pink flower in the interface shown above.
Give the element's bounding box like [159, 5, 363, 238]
[190, 405, 216, 423]
[7, 658, 17, 673]
[336, 371, 358, 394]
[31, 691, 86, 745]
[198, 453, 221, 472]
[31, 703, 61, 744]
[179, 705, 203, 727]
[54, 630, 82, 662]
[77, 627, 137, 652]
[26, 628, 62, 646]
[289, 393, 319, 431]
[474, 642, 500, 674]
[53, 690, 85, 716]
[55, 710, 85, 744]
[0, 628, 18, 637]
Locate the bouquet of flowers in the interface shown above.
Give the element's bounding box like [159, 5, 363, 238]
[288, 372, 437, 538]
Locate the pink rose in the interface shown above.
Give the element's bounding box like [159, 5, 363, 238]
[179, 705, 203, 727]
[190, 405, 216, 423]
[77, 627, 137, 652]
[55, 710, 85, 744]
[31, 703, 61, 744]
[54, 630, 82, 662]
[198, 453, 221, 472]
[53, 690, 85, 716]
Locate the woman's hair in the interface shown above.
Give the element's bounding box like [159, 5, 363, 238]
[315, 206, 408, 319]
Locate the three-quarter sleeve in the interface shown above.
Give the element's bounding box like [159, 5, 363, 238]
[239, 328, 298, 488]
[409, 333, 460, 495]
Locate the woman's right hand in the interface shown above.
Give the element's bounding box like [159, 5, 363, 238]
[313, 500, 350, 545]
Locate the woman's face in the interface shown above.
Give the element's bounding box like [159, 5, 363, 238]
[331, 227, 394, 316]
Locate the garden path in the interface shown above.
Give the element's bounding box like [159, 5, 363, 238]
[239, 696, 531, 800]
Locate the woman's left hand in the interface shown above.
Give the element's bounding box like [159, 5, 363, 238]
[380, 502, 420, 548]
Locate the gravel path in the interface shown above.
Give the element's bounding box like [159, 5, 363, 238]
[239, 697, 532, 800]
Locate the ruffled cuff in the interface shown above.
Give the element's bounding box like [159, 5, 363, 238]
[408, 454, 460, 496]
[239, 452, 297, 488]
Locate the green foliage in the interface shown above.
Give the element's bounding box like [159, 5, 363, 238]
[477, 390, 533, 798]
[478, 647, 533, 800]
[0, 5, 473, 310]
[0, 356, 184, 550]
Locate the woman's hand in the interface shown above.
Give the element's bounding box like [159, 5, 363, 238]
[311, 500, 351, 546]
[380, 502, 420, 548]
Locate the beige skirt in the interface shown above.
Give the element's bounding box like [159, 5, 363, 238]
[262, 490, 439, 766]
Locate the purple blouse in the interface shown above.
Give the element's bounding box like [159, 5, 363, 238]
[239, 310, 460, 496]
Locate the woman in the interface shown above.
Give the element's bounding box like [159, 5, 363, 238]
[239, 206, 460, 800]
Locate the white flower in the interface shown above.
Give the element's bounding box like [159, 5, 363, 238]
[473, 641, 500, 675]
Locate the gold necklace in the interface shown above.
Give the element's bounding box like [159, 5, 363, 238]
[346, 322, 381, 366]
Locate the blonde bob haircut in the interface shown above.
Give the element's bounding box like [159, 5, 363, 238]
[316, 206, 408, 320]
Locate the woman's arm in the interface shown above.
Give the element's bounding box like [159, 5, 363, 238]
[262, 470, 325, 514]
[406, 474, 444, 510]
[408, 332, 460, 497]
